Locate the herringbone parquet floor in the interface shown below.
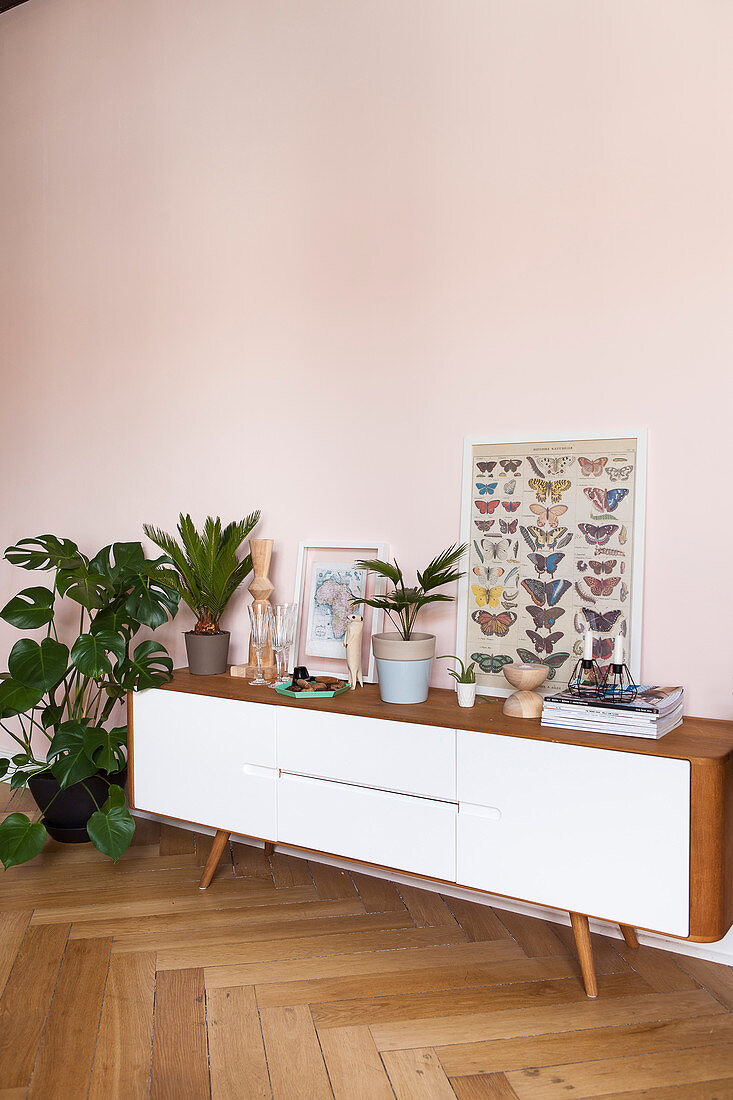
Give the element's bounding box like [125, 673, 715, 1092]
[1, 784, 733, 1099]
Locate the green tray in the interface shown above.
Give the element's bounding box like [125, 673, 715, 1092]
[274, 682, 350, 700]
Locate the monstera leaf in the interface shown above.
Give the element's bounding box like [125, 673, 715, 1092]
[56, 564, 110, 610]
[47, 721, 99, 788]
[0, 586, 55, 629]
[4, 535, 81, 572]
[70, 632, 126, 679]
[7, 638, 69, 693]
[0, 813, 47, 869]
[0, 677, 44, 719]
[116, 641, 173, 690]
[86, 785, 135, 860]
[82, 725, 126, 774]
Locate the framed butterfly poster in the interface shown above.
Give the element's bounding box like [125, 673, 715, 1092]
[456, 432, 647, 697]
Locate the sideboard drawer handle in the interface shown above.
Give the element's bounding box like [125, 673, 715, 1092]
[460, 803, 502, 822]
[241, 763, 275, 778]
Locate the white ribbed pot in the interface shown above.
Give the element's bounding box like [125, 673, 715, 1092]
[456, 682, 477, 708]
[371, 632, 436, 704]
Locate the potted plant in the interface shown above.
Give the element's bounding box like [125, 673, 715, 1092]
[0, 535, 179, 869]
[439, 654, 477, 707]
[144, 512, 260, 675]
[354, 543, 467, 704]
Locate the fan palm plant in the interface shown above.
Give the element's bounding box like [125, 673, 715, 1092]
[143, 513, 261, 634]
[353, 543, 467, 641]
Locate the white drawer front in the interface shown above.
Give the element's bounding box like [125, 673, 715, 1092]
[277, 708, 455, 800]
[457, 730, 691, 936]
[132, 690, 277, 838]
[278, 773, 457, 881]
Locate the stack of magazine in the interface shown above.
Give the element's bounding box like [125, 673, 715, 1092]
[541, 685, 684, 739]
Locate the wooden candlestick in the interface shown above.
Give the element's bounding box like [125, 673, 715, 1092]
[246, 539, 275, 679]
[502, 663, 548, 718]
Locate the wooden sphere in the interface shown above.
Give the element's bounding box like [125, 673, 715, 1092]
[503, 663, 549, 691]
[503, 689, 544, 718]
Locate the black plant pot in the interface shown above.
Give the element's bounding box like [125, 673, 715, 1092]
[28, 767, 128, 844]
[185, 630, 230, 675]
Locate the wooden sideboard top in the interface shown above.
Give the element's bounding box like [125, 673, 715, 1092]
[157, 668, 733, 764]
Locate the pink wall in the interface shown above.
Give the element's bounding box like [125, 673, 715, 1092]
[1, 0, 731, 720]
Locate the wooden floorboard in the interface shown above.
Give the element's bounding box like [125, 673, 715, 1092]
[1, 817, 731, 1098]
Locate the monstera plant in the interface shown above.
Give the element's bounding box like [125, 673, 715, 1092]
[0, 535, 179, 868]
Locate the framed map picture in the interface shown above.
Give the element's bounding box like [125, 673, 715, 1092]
[456, 432, 646, 697]
[293, 541, 389, 682]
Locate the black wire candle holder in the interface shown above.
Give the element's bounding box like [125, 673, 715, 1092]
[598, 661, 638, 702]
[567, 657, 604, 696]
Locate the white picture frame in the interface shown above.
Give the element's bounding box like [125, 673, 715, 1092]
[456, 431, 647, 697]
[292, 541, 389, 682]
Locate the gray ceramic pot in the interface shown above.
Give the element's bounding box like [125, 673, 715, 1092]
[184, 630, 230, 675]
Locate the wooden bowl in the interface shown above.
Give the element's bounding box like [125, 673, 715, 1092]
[503, 663, 549, 691]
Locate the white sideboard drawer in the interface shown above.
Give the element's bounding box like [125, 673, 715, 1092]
[277, 708, 455, 800]
[278, 773, 457, 880]
[456, 730, 691, 936]
[132, 689, 278, 838]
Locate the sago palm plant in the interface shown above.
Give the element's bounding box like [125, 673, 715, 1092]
[143, 513, 261, 634]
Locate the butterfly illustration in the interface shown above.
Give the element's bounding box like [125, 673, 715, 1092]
[472, 584, 504, 608]
[584, 576, 621, 597]
[474, 519, 495, 533]
[503, 479, 516, 496]
[526, 605, 565, 631]
[502, 501, 520, 513]
[474, 499, 502, 515]
[578, 523, 618, 546]
[580, 607, 623, 633]
[500, 459, 522, 474]
[607, 465, 633, 482]
[473, 563, 504, 584]
[515, 648, 571, 680]
[472, 610, 517, 637]
[521, 578, 572, 607]
[471, 652, 513, 674]
[528, 478, 571, 504]
[476, 461, 498, 475]
[527, 455, 574, 478]
[529, 504, 568, 528]
[499, 518, 518, 535]
[475, 481, 498, 495]
[520, 526, 573, 552]
[526, 629, 564, 655]
[620, 582, 629, 602]
[578, 456, 608, 477]
[589, 559, 615, 575]
[528, 552, 565, 577]
[584, 487, 629, 513]
[481, 537, 512, 561]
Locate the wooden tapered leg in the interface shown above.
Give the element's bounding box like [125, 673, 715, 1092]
[570, 912, 598, 998]
[264, 841, 274, 857]
[199, 830, 231, 890]
[620, 923, 639, 949]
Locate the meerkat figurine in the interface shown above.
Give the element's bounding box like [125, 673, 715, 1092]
[344, 613, 364, 689]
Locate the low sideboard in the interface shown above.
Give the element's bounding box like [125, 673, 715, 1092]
[128, 669, 733, 997]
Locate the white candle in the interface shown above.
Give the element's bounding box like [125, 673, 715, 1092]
[583, 629, 594, 661]
[613, 634, 624, 666]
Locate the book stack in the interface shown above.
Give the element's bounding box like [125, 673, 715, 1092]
[541, 685, 684, 739]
